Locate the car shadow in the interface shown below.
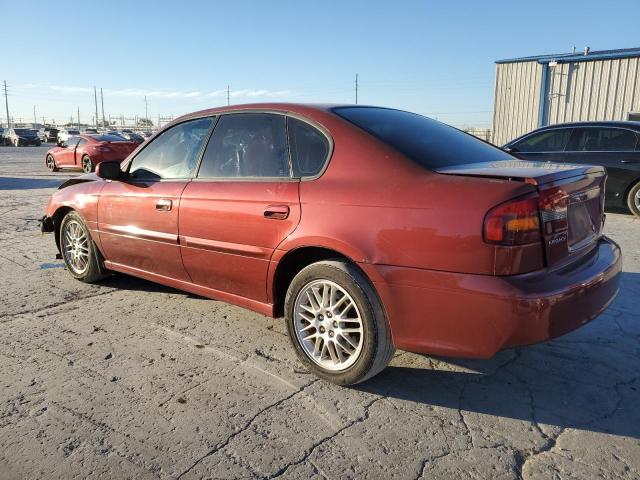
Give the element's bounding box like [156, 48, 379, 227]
[99, 273, 205, 299]
[356, 271, 640, 440]
[0, 177, 67, 190]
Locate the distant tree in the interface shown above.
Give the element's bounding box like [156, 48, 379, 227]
[137, 118, 154, 127]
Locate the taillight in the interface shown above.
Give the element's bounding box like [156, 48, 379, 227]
[96, 146, 111, 152]
[538, 187, 568, 235]
[484, 195, 542, 245]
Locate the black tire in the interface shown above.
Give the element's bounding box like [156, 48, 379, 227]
[284, 259, 395, 385]
[627, 181, 640, 217]
[82, 155, 94, 173]
[46, 154, 59, 172]
[59, 211, 108, 283]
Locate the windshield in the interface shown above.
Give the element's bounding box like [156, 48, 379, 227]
[15, 129, 33, 135]
[333, 107, 511, 169]
[68, 130, 80, 134]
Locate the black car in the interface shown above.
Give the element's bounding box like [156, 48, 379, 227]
[43, 127, 59, 143]
[4, 128, 42, 147]
[503, 121, 640, 216]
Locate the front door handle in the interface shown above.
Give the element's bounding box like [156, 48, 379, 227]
[264, 205, 289, 220]
[156, 199, 172, 211]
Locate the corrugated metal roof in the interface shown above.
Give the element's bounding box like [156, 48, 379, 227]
[496, 47, 640, 64]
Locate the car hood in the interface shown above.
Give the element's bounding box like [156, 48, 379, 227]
[433, 160, 604, 186]
[57, 172, 101, 190]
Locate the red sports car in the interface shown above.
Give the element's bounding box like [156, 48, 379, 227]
[41, 104, 621, 385]
[45, 134, 139, 173]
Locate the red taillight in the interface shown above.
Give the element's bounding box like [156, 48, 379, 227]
[484, 195, 542, 245]
[96, 145, 111, 152]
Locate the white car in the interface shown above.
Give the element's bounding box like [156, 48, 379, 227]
[57, 129, 81, 145]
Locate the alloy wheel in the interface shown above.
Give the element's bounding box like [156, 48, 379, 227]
[635, 189, 640, 211]
[293, 279, 364, 371]
[46, 155, 55, 171]
[62, 220, 90, 275]
[82, 157, 92, 173]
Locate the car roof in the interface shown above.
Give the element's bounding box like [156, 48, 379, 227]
[534, 120, 640, 130]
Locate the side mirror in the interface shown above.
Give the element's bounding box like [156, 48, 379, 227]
[96, 160, 122, 180]
[503, 146, 518, 153]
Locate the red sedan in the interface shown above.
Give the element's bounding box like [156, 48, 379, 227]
[45, 134, 139, 173]
[41, 104, 621, 385]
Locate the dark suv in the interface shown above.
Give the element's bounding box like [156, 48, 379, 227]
[504, 121, 640, 216]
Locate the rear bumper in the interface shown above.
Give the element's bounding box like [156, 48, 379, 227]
[369, 237, 621, 358]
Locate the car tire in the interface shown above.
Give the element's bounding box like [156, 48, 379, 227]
[284, 259, 395, 385]
[82, 155, 94, 173]
[627, 181, 640, 217]
[59, 211, 109, 283]
[46, 154, 59, 172]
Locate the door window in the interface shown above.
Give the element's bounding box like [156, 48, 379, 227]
[566, 127, 638, 152]
[128, 117, 214, 180]
[198, 114, 290, 178]
[512, 129, 572, 152]
[66, 136, 80, 148]
[288, 117, 330, 177]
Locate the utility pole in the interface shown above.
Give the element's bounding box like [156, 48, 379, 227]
[94, 86, 99, 129]
[3, 81, 10, 128]
[77, 107, 80, 130]
[355, 74, 358, 104]
[144, 96, 148, 121]
[227, 85, 230, 106]
[100, 88, 105, 128]
[33, 105, 37, 126]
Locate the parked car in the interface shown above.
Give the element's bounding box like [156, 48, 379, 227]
[40, 104, 621, 385]
[57, 129, 81, 145]
[83, 128, 99, 134]
[43, 127, 59, 143]
[119, 131, 145, 143]
[503, 121, 640, 216]
[4, 128, 41, 146]
[44, 134, 139, 173]
[0, 127, 4, 144]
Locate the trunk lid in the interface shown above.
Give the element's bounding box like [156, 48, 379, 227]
[435, 160, 607, 269]
[101, 140, 138, 157]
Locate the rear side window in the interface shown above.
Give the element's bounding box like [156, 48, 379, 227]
[198, 113, 289, 178]
[334, 107, 510, 169]
[567, 127, 638, 151]
[513, 129, 572, 152]
[288, 117, 329, 177]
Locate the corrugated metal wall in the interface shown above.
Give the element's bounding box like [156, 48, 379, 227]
[492, 56, 640, 146]
[492, 61, 543, 146]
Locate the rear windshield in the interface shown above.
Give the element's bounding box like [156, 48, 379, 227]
[67, 130, 80, 134]
[91, 134, 127, 142]
[333, 107, 510, 169]
[15, 129, 33, 135]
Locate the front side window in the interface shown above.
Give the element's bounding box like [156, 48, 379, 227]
[288, 117, 330, 177]
[66, 136, 80, 148]
[129, 117, 214, 180]
[334, 107, 511, 169]
[198, 113, 289, 178]
[513, 129, 572, 153]
[567, 127, 638, 152]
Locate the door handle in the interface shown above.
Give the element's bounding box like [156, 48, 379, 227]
[264, 205, 289, 220]
[156, 199, 172, 211]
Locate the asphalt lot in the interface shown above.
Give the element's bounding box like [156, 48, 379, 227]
[0, 145, 638, 480]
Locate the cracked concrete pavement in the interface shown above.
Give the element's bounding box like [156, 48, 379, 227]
[0, 145, 639, 479]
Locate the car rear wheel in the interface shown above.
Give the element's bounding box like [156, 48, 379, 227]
[628, 181, 640, 217]
[82, 155, 94, 173]
[285, 259, 394, 385]
[60, 211, 108, 283]
[46, 154, 59, 172]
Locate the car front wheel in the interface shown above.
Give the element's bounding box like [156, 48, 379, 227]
[60, 211, 108, 283]
[46, 154, 59, 172]
[285, 259, 394, 385]
[628, 181, 640, 217]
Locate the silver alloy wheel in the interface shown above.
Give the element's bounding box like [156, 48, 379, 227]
[62, 220, 90, 275]
[46, 155, 55, 171]
[293, 279, 364, 371]
[635, 189, 640, 210]
[82, 157, 92, 173]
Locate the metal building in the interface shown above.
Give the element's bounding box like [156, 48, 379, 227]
[491, 47, 640, 146]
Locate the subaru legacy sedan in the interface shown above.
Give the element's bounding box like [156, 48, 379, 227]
[41, 104, 621, 385]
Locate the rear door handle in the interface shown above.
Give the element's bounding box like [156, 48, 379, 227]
[156, 199, 172, 211]
[264, 205, 289, 220]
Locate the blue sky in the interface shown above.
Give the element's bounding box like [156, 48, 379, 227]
[2, 0, 639, 128]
